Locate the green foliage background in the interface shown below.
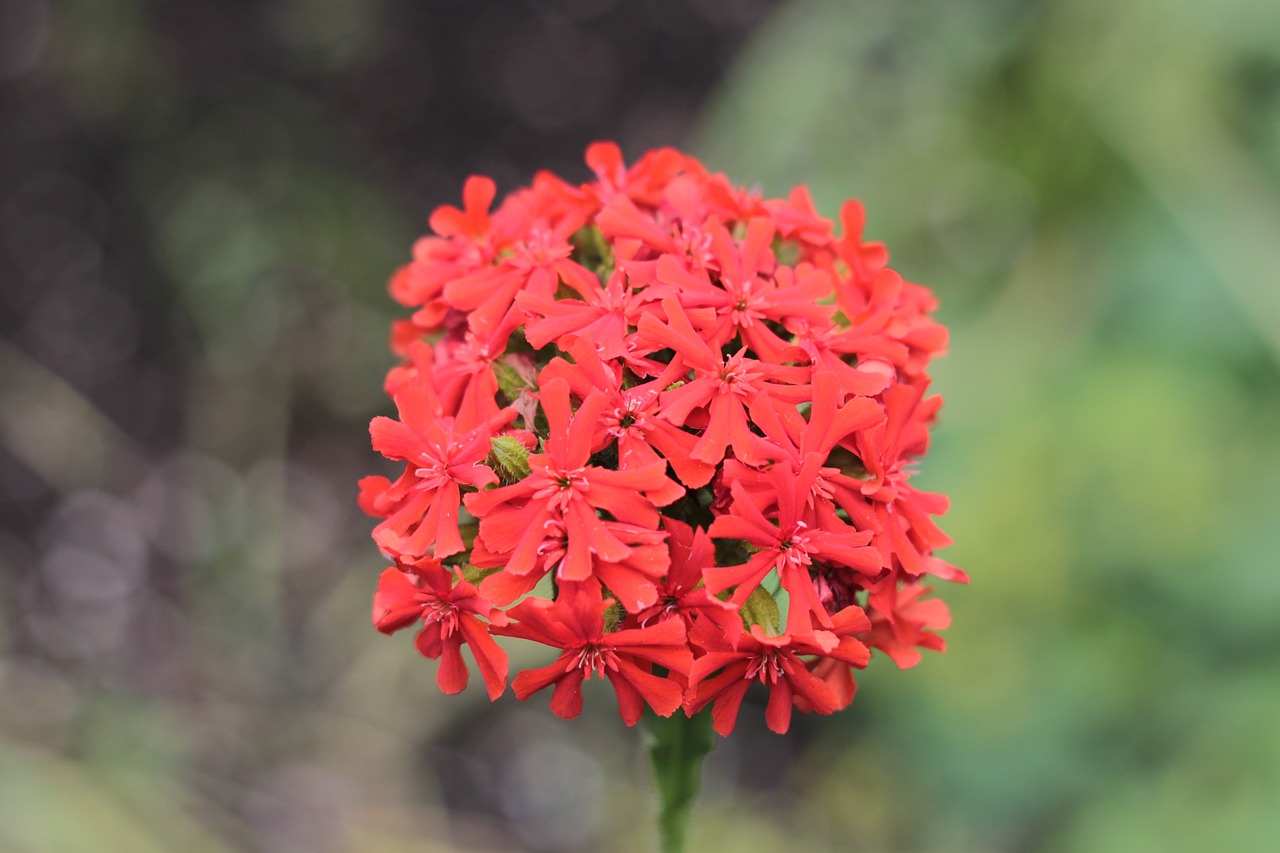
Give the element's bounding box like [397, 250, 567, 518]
[2, 1, 1278, 851]
[692, 1, 1280, 849]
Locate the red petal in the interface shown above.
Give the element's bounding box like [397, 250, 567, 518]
[512, 658, 568, 700]
[710, 681, 751, 737]
[539, 378, 574, 461]
[479, 568, 543, 607]
[764, 677, 794, 734]
[457, 616, 509, 701]
[548, 670, 586, 719]
[369, 418, 420, 462]
[372, 568, 423, 634]
[613, 658, 683, 718]
[432, 481, 464, 557]
[702, 552, 773, 598]
[608, 666, 647, 726]
[594, 562, 659, 612]
[435, 638, 469, 695]
[782, 657, 839, 717]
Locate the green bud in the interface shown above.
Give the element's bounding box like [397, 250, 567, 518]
[492, 358, 532, 401]
[488, 436, 532, 484]
[603, 600, 625, 632]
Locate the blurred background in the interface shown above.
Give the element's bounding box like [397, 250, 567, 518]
[2, 0, 1278, 850]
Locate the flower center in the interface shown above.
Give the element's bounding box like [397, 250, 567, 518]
[605, 397, 649, 438]
[571, 643, 620, 679]
[728, 279, 765, 327]
[512, 228, 570, 268]
[716, 355, 761, 397]
[745, 650, 785, 684]
[778, 522, 813, 568]
[413, 453, 451, 489]
[533, 466, 590, 511]
[812, 469, 838, 502]
[455, 334, 494, 368]
[555, 468, 588, 490]
[420, 597, 459, 638]
[675, 224, 712, 266]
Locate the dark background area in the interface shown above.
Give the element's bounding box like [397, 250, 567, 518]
[0, 0, 773, 474]
[3, 1, 1280, 851]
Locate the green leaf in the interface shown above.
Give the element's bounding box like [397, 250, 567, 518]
[488, 436, 531, 484]
[740, 584, 782, 635]
[644, 710, 715, 853]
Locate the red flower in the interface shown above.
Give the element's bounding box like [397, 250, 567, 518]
[430, 314, 522, 427]
[388, 176, 500, 331]
[633, 519, 739, 635]
[795, 603, 874, 712]
[744, 370, 885, 532]
[685, 619, 840, 736]
[764, 186, 834, 249]
[864, 580, 951, 668]
[540, 340, 715, 489]
[373, 559, 509, 700]
[655, 218, 832, 360]
[705, 474, 879, 634]
[365, 376, 507, 558]
[832, 199, 888, 287]
[517, 266, 646, 361]
[430, 175, 498, 244]
[465, 378, 678, 586]
[475, 517, 669, 611]
[496, 590, 693, 724]
[854, 381, 966, 583]
[638, 297, 807, 466]
[445, 227, 599, 337]
[585, 141, 687, 207]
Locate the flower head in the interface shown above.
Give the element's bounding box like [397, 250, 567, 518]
[361, 143, 962, 734]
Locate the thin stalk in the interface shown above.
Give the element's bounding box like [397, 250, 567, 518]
[644, 710, 715, 853]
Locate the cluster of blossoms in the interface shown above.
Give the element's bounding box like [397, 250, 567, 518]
[360, 143, 964, 736]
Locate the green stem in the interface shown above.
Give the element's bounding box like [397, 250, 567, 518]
[643, 710, 715, 853]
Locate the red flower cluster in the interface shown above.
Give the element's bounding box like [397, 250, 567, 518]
[361, 143, 964, 735]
